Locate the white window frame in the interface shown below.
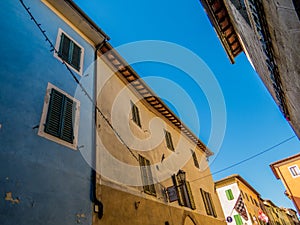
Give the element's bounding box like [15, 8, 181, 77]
[38, 82, 80, 150]
[54, 28, 84, 75]
[288, 165, 300, 178]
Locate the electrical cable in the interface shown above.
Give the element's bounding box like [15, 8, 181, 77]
[190, 135, 296, 183]
[19, 0, 139, 161]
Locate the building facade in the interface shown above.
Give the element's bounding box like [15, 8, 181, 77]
[0, 0, 108, 224]
[270, 153, 300, 215]
[215, 174, 265, 225]
[92, 42, 227, 225]
[199, 0, 300, 139]
[1, 1, 227, 225]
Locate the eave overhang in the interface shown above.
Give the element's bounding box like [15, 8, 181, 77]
[98, 43, 213, 157]
[199, 0, 243, 63]
[43, 0, 110, 45]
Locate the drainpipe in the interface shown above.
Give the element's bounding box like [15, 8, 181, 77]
[92, 39, 107, 220]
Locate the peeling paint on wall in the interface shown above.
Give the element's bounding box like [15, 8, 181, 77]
[5, 192, 20, 204]
[76, 213, 86, 224]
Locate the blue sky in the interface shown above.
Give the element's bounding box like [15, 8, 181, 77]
[74, 0, 300, 210]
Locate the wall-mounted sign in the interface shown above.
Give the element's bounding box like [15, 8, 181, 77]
[226, 216, 233, 223]
[167, 186, 178, 202]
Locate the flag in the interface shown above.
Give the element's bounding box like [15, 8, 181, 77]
[234, 194, 248, 221]
[258, 209, 269, 223]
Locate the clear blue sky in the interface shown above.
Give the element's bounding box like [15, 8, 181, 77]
[74, 0, 300, 210]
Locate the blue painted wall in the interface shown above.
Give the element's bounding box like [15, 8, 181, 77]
[0, 1, 96, 224]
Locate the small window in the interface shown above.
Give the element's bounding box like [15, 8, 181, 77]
[234, 214, 243, 225]
[164, 130, 174, 151]
[131, 101, 141, 127]
[225, 189, 234, 201]
[139, 155, 156, 196]
[200, 188, 217, 217]
[254, 199, 259, 207]
[38, 83, 80, 150]
[245, 193, 249, 201]
[250, 196, 254, 204]
[54, 28, 84, 74]
[240, 190, 245, 198]
[191, 149, 199, 168]
[289, 165, 300, 177]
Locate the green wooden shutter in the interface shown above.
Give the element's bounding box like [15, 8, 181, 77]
[71, 43, 81, 70]
[186, 181, 196, 210]
[234, 214, 243, 225]
[58, 33, 71, 62]
[44, 89, 74, 144]
[45, 89, 64, 138]
[225, 189, 234, 200]
[61, 97, 74, 143]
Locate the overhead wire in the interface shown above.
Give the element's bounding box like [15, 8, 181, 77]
[20, 0, 298, 178]
[190, 135, 296, 183]
[19, 0, 139, 162]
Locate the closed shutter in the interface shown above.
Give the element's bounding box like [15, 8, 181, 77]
[234, 214, 243, 225]
[58, 33, 71, 62]
[44, 88, 74, 144]
[61, 98, 74, 143]
[165, 130, 174, 151]
[131, 101, 141, 127]
[58, 32, 82, 71]
[225, 189, 234, 200]
[71, 43, 81, 70]
[191, 150, 199, 168]
[186, 181, 196, 210]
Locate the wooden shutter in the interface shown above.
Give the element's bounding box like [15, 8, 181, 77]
[44, 89, 74, 144]
[234, 214, 243, 225]
[191, 150, 199, 168]
[131, 101, 141, 127]
[225, 189, 234, 200]
[45, 89, 64, 138]
[172, 175, 184, 206]
[71, 43, 81, 70]
[61, 97, 74, 143]
[200, 188, 212, 215]
[186, 181, 196, 210]
[58, 33, 71, 62]
[165, 130, 174, 151]
[139, 155, 156, 195]
[146, 158, 156, 195]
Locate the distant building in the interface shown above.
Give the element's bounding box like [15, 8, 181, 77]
[270, 153, 300, 215]
[263, 199, 298, 225]
[215, 174, 264, 225]
[199, 0, 300, 139]
[92, 42, 227, 225]
[284, 208, 300, 225]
